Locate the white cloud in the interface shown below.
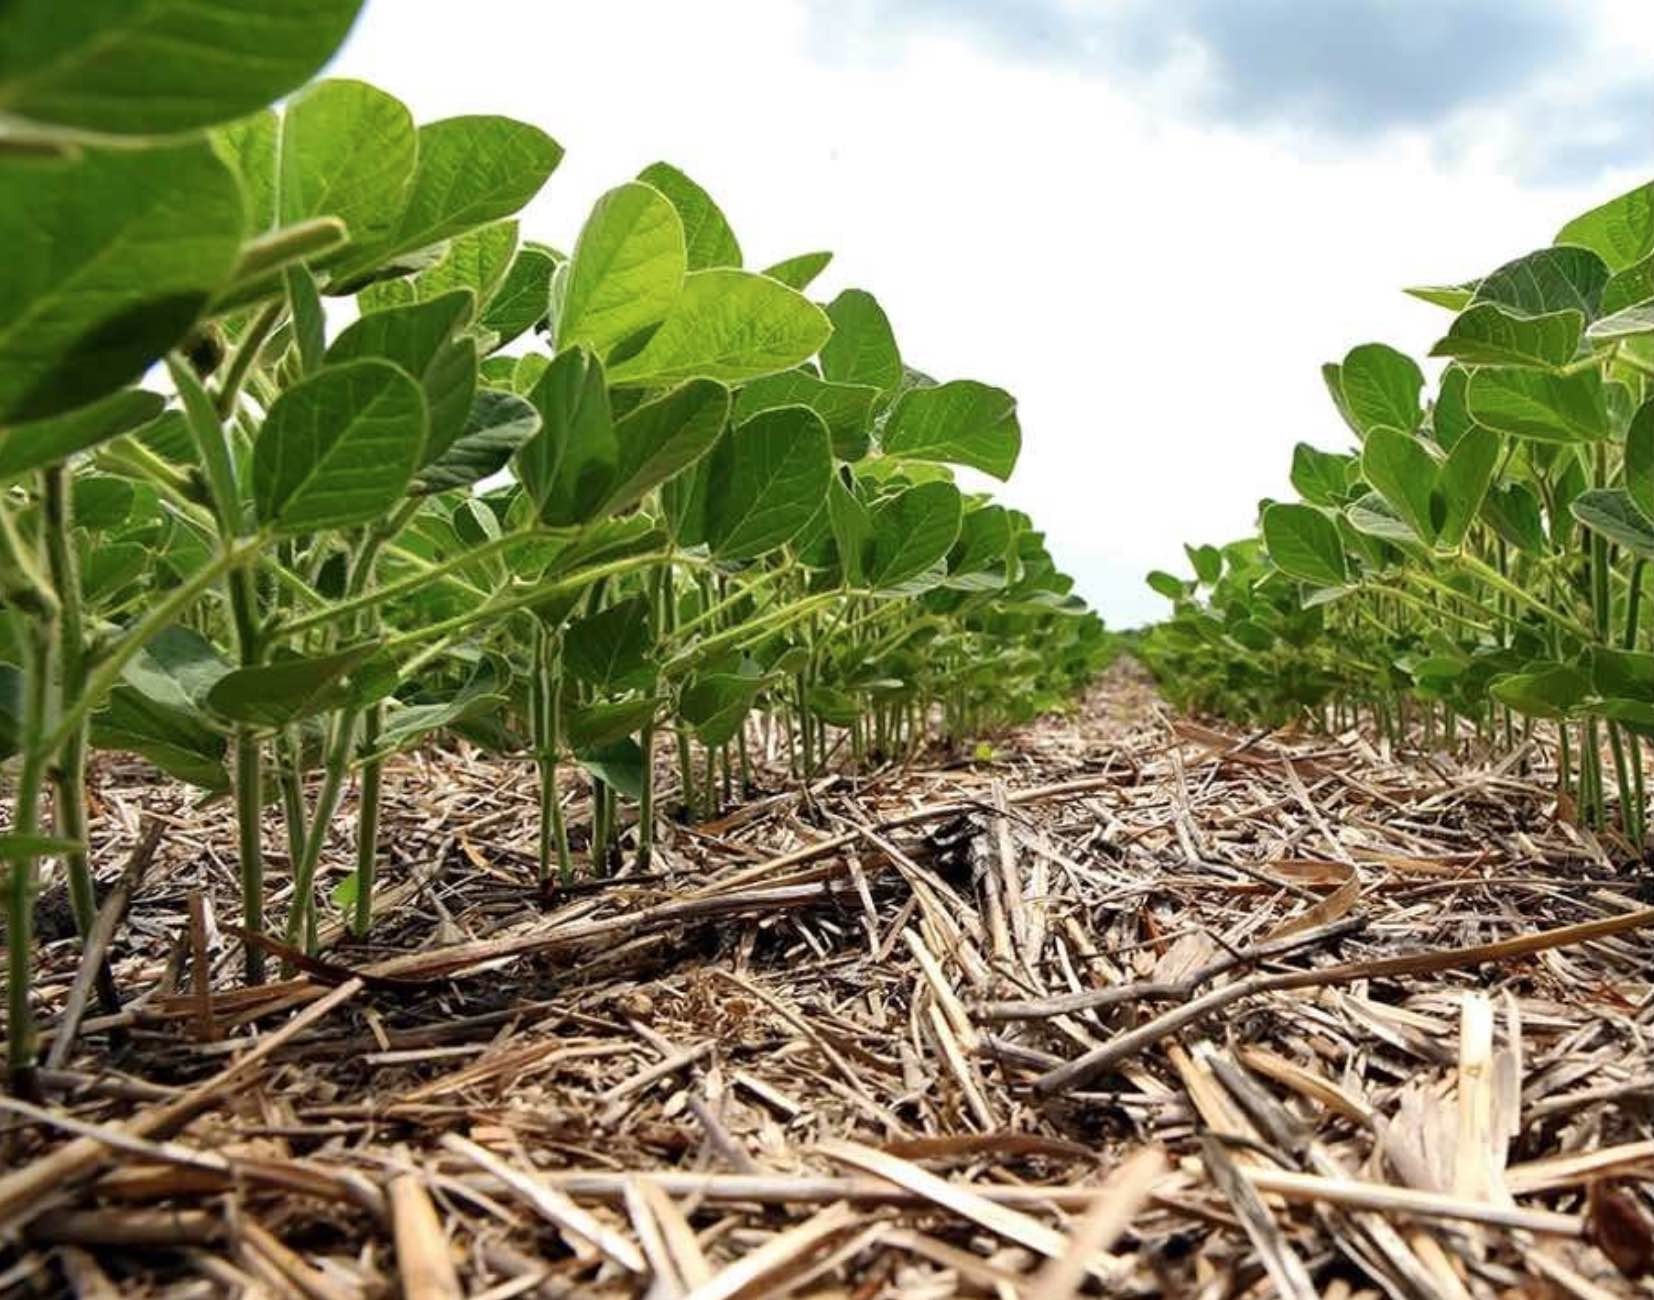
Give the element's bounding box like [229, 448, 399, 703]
[329, 0, 1654, 625]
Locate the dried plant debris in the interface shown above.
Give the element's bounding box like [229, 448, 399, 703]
[3, 661, 1653, 1296]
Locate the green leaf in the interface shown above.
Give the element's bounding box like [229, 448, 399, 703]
[603, 379, 731, 516]
[520, 347, 617, 527]
[1339, 343, 1423, 437]
[380, 689, 506, 752]
[0, 389, 165, 480]
[1556, 181, 1654, 273]
[326, 290, 477, 469]
[1472, 246, 1608, 321]
[607, 269, 831, 388]
[92, 686, 229, 791]
[1404, 282, 1477, 311]
[330, 116, 562, 284]
[124, 626, 233, 712]
[82, 542, 148, 603]
[279, 78, 416, 248]
[1430, 304, 1582, 369]
[1362, 429, 1438, 544]
[1432, 366, 1475, 450]
[735, 372, 878, 463]
[678, 670, 764, 747]
[1602, 253, 1654, 317]
[480, 245, 556, 348]
[207, 643, 379, 727]
[1590, 646, 1654, 701]
[1435, 425, 1500, 550]
[1585, 298, 1654, 342]
[0, 142, 244, 423]
[762, 251, 833, 291]
[412, 388, 540, 495]
[1466, 368, 1610, 442]
[1571, 488, 1654, 560]
[556, 181, 686, 357]
[574, 737, 646, 798]
[0, 0, 366, 135]
[881, 380, 1020, 480]
[807, 686, 861, 727]
[826, 474, 872, 586]
[1262, 503, 1347, 586]
[71, 476, 135, 531]
[1147, 570, 1187, 600]
[565, 697, 659, 751]
[564, 597, 655, 692]
[1481, 482, 1546, 555]
[1289, 443, 1352, 507]
[254, 360, 427, 534]
[638, 162, 741, 269]
[1186, 543, 1223, 585]
[821, 289, 902, 395]
[1490, 664, 1589, 720]
[704, 407, 834, 560]
[948, 503, 1013, 579]
[405, 219, 518, 308]
[1626, 401, 1654, 524]
[865, 482, 963, 591]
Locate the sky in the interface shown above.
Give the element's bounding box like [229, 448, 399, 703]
[330, 1, 1654, 626]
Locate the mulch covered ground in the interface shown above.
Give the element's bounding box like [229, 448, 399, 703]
[3, 661, 1653, 1297]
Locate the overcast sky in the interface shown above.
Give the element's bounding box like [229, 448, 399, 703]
[330, 1, 1654, 626]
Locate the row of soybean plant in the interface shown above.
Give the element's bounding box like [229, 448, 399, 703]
[0, 3, 1107, 1091]
[1140, 176, 1654, 850]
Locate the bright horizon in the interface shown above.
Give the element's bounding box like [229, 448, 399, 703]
[331, 0, 1654, 626]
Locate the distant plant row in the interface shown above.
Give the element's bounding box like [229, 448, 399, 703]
[0, 1, 1106, 1093]
[1140, 175, 1654, 848]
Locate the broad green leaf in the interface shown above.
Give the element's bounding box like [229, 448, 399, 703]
[603, 379, 731, 516]
[865, 482, 963, 591]
[1481, 482, 1546, 555]
[564, 597, 654, 691]
[254, 360, 427, 534]
[0, 0, 365, 135]
[638, 162, 742, 269]
[1147, 570, 1186, 600]
[1289, 443, 1352, 507]
[82, 542, 148, 603]
[1490, 664, 1589, 720]
[480, 245, 557, 348]
[565, 698, 659, 751]
[735, 372, 878, 462]
[826, 474, 872, 586]
[574, 737, 646, 798]
[1435, 425, 1500, 550]
[326, 290, 477, 468]
[949, 503, 1013, 578]
[821, 289, 903, 395]
[1362, 429, 1438, 544]
[412, 388, 540, 495]
[520, 347, 617, 527]
[763, 251, 833, 291]
[557, 182, 686, 357]
[1586, 298, 1654, 342]
[1556, 182, 1654, 272]
[1430, 304, 1582, 369]
[607, 269, 831, 388]
[1186, 543, 1223, 585]
[123, 626, 232, 713]
[1466, 368, 1610, 442]
[1262, 503, 1347, 586]
[0, 143, 244, 423]
[207, 643, 379, 728]
[807, 686, 861, 727]
[0, 389, 166, 480]
[278, 79, 415, 247]
[1432, 365, 1475, 450]
[678, 670, 764, 747]
[406, 220, 519, 309]
[1626, 401, 1654, 523]
[704, 407, 833, 560]
[71, 476, 135, 531]
[1571, 488, 1654, 560]
[1339, 344, 1423, 437]
[330, 116, 562, 284]
[92, 686, 228, 791]
[881, 380, 1021, 480]
[1590, 646, 1654, 701]
[380, 691, 506, 753]
[1602, 253, 1654, 317]
[211, 110, 277, 232]
[1472, 246, 1608, 321]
